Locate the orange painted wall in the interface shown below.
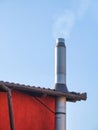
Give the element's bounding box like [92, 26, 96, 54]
[0, 92, 10, 130]
[12, 91, 56, 130]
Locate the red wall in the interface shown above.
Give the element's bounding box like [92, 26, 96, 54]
[0, 92, 10, 130]
[0, 91, 55, 130]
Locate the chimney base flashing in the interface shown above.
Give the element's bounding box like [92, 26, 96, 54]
[55, 83, 68, 93]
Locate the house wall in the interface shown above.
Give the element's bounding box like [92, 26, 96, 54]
[0, 92, 10, 130]
[12, 91, 56, 130]
[0, 91, 55, 130]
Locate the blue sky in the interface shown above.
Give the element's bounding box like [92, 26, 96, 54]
[0, 0, 98, 130]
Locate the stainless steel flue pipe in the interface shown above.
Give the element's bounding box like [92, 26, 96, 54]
[55, 38, 68, 130]
[55, 38, 68, 92]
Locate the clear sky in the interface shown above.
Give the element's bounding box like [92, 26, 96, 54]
[0, 0, 98, 130]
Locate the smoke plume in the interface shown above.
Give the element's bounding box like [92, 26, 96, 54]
[53, 0, 91, 39]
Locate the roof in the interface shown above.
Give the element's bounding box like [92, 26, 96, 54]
[0, 81, 87, 102]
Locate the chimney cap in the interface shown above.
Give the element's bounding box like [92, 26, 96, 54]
[56, 38, 65, 43]
[56, 38, 65, 47]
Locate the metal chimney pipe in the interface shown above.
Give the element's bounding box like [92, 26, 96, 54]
[55, 38, 68, 130]
[55, 38, 68, 92]
[56, 97, 66, 130]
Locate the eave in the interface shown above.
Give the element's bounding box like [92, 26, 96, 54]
[0, 81, 87, 102]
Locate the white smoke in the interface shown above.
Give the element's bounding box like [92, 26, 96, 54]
[53, 0, 92, 39]
[53, 10, 75, 39]
[77, 0, 91, 19]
